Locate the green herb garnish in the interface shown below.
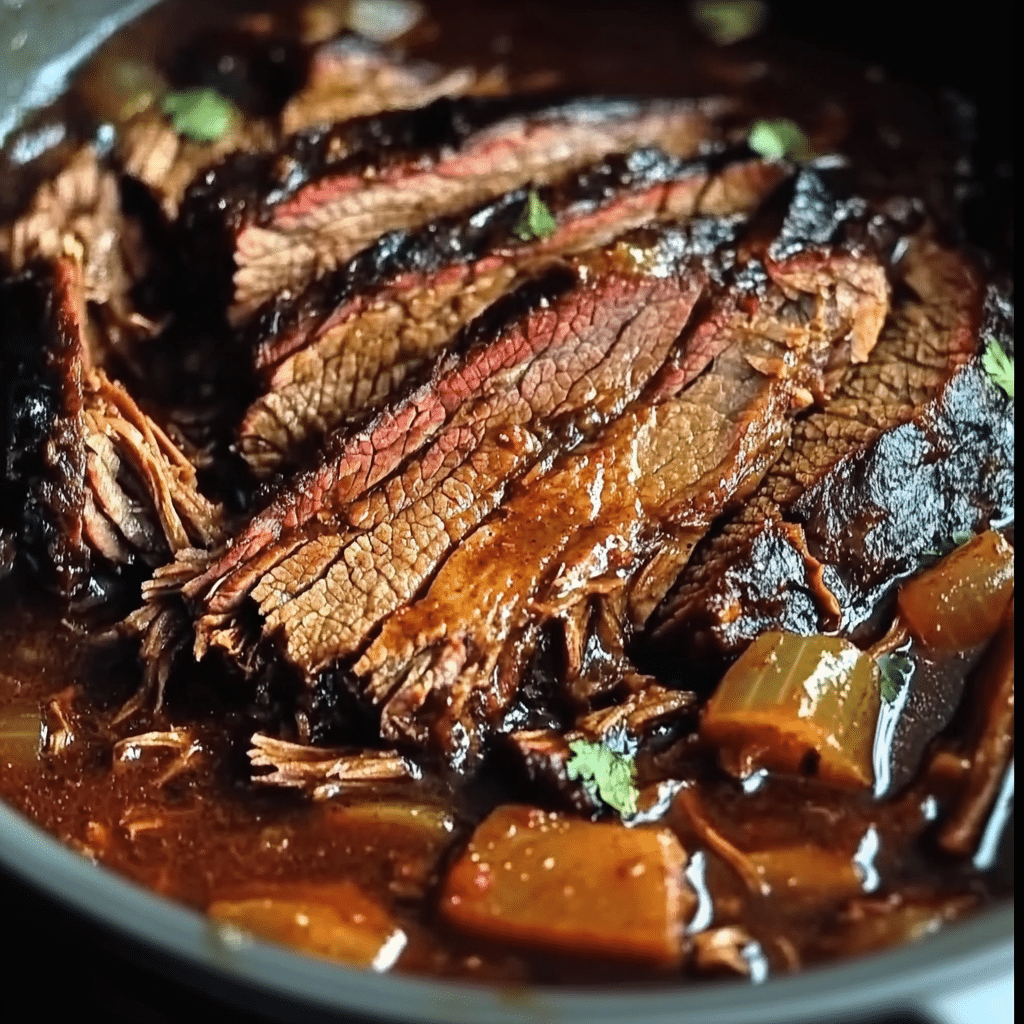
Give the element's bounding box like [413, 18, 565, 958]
[747, 118, 812, 162]
[877, 653, 913, 704]
[565, 738, 639, 816]
[981, 338, 1014, 399]
[691, 1, 768, 45]
[161, 88, 236, 143]
[514, 189, 558, 242]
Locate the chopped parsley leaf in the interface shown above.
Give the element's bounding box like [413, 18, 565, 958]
[565, 738, 639, 816]
[981, 338, 1014, 399]
[747, 118, 812, 162]
[877, 653, 913, 704]
[691, 1, 768, 46]
[514, 189, 558, 242]
[161, 88, 236, 143]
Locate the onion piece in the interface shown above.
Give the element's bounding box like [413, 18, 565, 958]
[898, 530, 1014, 652]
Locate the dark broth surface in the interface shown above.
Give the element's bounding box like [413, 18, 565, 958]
[0, 0, 1013, 988]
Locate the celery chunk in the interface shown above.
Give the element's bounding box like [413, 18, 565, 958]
[702, 631, 881, 789]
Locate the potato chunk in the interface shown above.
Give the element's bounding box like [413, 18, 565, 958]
[440, 805, 691, 966]
[208, 880, 405, 970]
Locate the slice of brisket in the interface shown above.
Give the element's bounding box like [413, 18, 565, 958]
[161, 166, 896, 766]
[650, 239, 1013, 656]
[0, 148, 158, 360]
[116, 35, 481, 220]
[281, 34, 482, 135]
[237, 148, 789, 477]
[352, 220, 892, 763]
[178, 93, 734, 320]
[0, 256, 224, 601]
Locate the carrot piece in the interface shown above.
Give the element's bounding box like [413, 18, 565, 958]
[897, 531, 1014, 651]
[701, 631, 880, 789]
[440, 805, 691, 966]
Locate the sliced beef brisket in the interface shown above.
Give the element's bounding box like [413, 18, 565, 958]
[281, 34, 482, 135]
[178, 93, 733, 320]
[0, 256, 224, 601]
[238, 148, 789, 477]
[650, 239, 1012, 656]
[159, 166, 898, 766]
[353, 223, 891, 763]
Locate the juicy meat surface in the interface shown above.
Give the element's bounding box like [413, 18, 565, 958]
[238, 148, 789, 477]
[179, 93, 734, 320]
[650, 239, 1011, 656]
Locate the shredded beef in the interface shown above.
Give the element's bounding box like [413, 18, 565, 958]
[178, 93, 734, 320]
[0, 255, 224, 601]
[650, 241, 1012, 656]
[238, 148, 788, 477]
[0, 148, 157, 360]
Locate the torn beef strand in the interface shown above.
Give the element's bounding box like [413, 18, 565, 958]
[238, 147, 790, 477]
[651, 254, 1012, 658]
[159, 168, 896, 767]
[0, 255, 224, 601]
[178, 92, 733, 320]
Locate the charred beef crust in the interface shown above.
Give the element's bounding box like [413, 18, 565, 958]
[0, 261, 91, 596]
[795, 290, 1014, 631]
[2, 259, 100, 599]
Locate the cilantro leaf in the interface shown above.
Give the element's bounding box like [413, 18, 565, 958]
[981, 338, 1014, 399]
[877, 653, 913, 704]
[514, 189, 558, 242]
[747, 119, 812, 162]
[565, 738, 639, 816]
[161, 88, 236, 143]
[692, 1, 768, 45]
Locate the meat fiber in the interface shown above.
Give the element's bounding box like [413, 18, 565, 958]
[0, 256, 224, 601]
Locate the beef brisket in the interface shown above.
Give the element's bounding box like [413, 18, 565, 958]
[238, 148, 789, 477]
[159, 166, 896, 765]
[0, 256, 224, 600]
[352, 236, 890, 762]
[650, 239, 1012, 656]
[178, 93, 733, 320]
[281, 34, 482, 135]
